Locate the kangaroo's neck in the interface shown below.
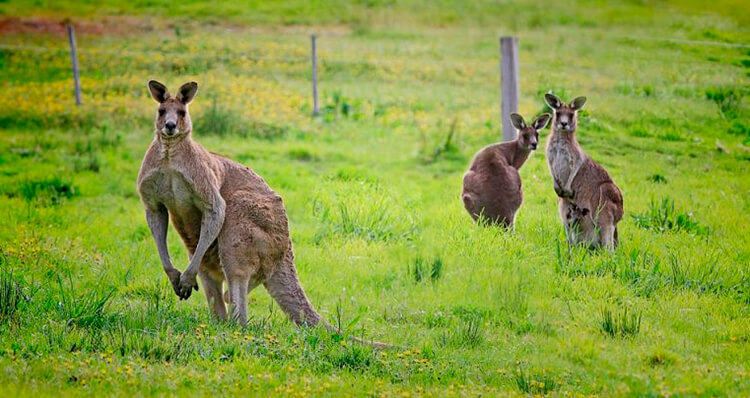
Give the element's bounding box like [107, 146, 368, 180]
[549, 128, 584, 157]
[551, 128, 579, 147]
[509, 141, 531, 169]
[156, 132, 194, 162]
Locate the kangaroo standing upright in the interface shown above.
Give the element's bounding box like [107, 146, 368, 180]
[544, 93, 623, 249]
[462, 112, 551, 229]
[137, 80, 389, 347]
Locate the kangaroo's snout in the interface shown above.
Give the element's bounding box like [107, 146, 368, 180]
[165, 121, 177, 133]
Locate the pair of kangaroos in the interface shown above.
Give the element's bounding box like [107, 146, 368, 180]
[137, 81, 621, 346]
[462, 93, 623, 249]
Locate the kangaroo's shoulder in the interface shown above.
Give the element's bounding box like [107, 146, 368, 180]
[137, 140, 162, 186]
[471, 142, 512, 168]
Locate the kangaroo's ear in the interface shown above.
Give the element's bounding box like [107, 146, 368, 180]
[532, 113, 552, 130]
[570, 96, 587, 110]
[177, 81, 198, 104]
[148, 80, 169, 103]
[544, 93, 562, 110]
[510, 113, 526, 130]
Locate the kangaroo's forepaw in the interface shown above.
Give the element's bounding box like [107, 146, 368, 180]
[553, 181, 563, 197]
[177, 272, 199, 300]
[553, 183, 572, 199]
[165, 268, 183, 297]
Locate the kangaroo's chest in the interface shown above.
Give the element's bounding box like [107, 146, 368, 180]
[140, 168, 203, 238]
[547, 137, 581, 181]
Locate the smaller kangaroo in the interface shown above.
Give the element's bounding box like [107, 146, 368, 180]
[565, 202, 593, 245]
[462, 112, 551, 229]
[544, 93, 623, 249]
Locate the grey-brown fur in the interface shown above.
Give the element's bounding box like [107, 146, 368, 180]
[462, 112, 551, 228]
[137, 80, 390, 347]
[544, 93, 623, 249]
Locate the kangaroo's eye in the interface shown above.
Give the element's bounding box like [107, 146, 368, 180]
[158, 109, 165, 116]
[177, 110, 186, 117]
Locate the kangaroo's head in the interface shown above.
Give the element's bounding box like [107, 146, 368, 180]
[510, 112, 551, 151]
[147, 80, 198, 139]
[566, 203, 590, 226]
[544, 93, 586, 133]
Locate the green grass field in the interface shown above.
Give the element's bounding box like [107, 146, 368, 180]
[1, 0, 749, 396]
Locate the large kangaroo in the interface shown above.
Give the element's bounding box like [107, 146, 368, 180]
[462, 112, 551, 228]
[137, 80, 389, 347]
[544, 93, 623, 249]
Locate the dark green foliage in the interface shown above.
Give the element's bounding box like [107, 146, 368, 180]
[647, 174, 667, 183]
[0, 268, 27, 324]
[412, 257, 426, 282]
[411, 256, 444, 283]
[328, 343, 375, 370]
[19, 178, 76, 205]
[727, 119, 749, 137]
[429, 257, 443, 282]
[288, 148, 317, 162]
[600, 306, 642, 338]
[323, 91, 367, 121]
[632, 197, 707, 235]
[705, 86, 746, 119]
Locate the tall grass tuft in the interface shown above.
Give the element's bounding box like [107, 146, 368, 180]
[0, 269, 27, 324]
[600, 306, 642, 338]
[632, 197, 707, 235]
[412, 257, 426, 283]
[437, 316, 484, 348]
[411, 256, 444, 283]
[56, 277, 115, 329]
[313, 189, 418, 243]
[419, 118, 462, 164]
[429, 257, 443, 282]
[514, 363, 557, 395]
[196, 95, 242, 136]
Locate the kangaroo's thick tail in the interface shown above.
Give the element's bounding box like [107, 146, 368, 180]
[264, 253, 400, 350]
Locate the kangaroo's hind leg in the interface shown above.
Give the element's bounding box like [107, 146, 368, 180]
[198, 269, 227, 320]
[223, 278, 262, 305]
[596, 207, 616, 251]
[220, 247, 264, 326]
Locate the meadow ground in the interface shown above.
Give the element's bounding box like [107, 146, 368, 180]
[0, 0, 749, 396]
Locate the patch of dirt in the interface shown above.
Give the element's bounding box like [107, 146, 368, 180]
[0, 16, 353, 38]
[0, 17, 153, 37]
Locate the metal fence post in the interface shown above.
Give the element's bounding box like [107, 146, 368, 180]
[500, 36, 519, 141]
[311, 34, 320, 116]
[67, 24, 82, 106]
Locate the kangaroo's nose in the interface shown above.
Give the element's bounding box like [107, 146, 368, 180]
[531, 142, 538, 150]
[165, 121, 176, 131]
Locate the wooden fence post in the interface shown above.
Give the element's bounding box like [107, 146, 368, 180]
[500, 36, 519, 141]
[311, 34, 320, 116]
[67, 24, 82, 106]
